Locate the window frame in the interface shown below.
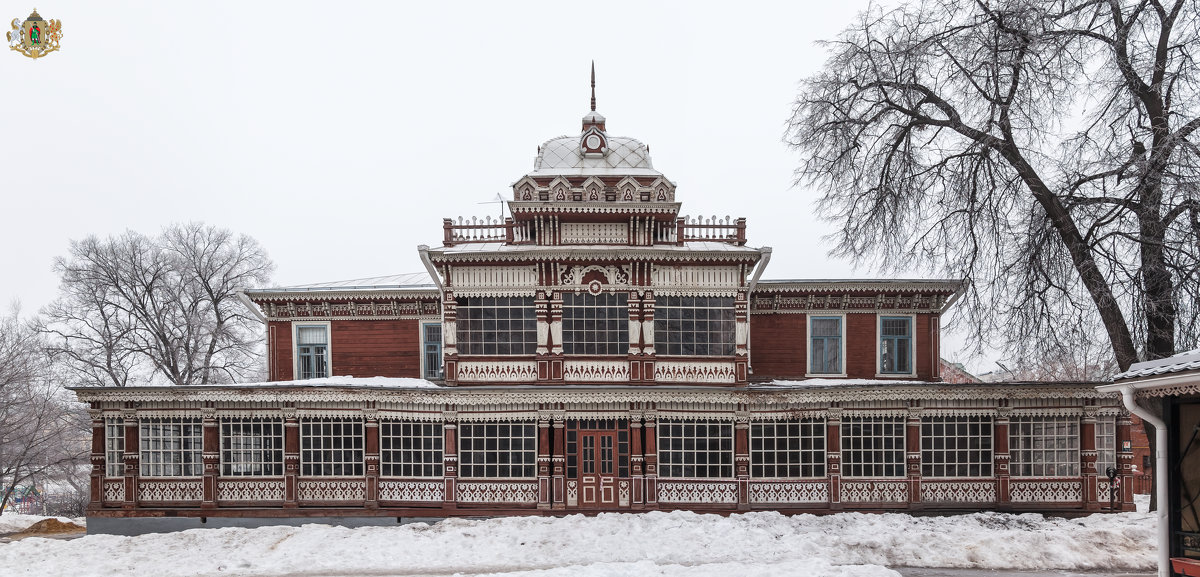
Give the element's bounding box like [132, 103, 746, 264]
[105, 416, 125, 478]
[750, 419, 826, 479]
[292, 321, 331, 380]
[876, 314, 916, 376]
[807, 313, 846, 377]
[1009, 415, 1080, 477]
[455, 296, 538, 356]
[299, 417, 364, 477]
[457, 422, 538, 479]
[421, 322, 444, 380]
[657, 419, 735, 479]
[561, 291, 630, 356]
[840, 415, 906, 478]
[220, 417, 285, 477]
[654, 296, 737, 357]
[1095, 415, 1117, 476]
[920, 415, 993, 478]
[380, 420, 444, 478]
[139, 416, 203, 478]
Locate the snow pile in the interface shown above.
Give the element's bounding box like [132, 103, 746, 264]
[0, 513, 80, 535]
[0, 510, 1154, 577]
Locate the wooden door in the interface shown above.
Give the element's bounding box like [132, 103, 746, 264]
[579, 431, 617, 506]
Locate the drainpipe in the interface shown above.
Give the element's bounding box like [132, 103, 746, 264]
[744, 247, 772, 378]
[235, 289, 267, 323]
[1118, 385, 1169, 577]
[417, 245, 445, 292]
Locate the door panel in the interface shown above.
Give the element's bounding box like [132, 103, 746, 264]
[579, 431, 617, 506]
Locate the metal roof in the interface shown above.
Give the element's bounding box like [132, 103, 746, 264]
[1113, 348, 1200, 380]
[245, 272, 436, 293]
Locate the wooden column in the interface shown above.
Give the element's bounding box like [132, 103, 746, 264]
[122, 408, 139, 509]
[537, 414, 552, 509]
[443, 293, 459, 385]
[1081, 409, 1098, 508]
[87, 409, 104, 511]
[734, 291, 749, 383]
[548, 292, 564, 381]
[201, 407, 219, 509]
[283, 408, 299, 507]
[643, 413, 658, 506]
[551, 415, 566, 509]
[906, 407, 922, 504]
[1116, 414, 1135, 508]
[827, 408, 842, 509]
[994, 407, 1011, 507]
[443, 411, 458, 509]
[642, 292, 656, 383]
[630, 417, 645, 507]
[364, 408, 380, 509]
[735, 413, 750, 510]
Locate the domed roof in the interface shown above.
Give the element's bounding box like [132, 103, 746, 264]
[530, 133, 660, 177]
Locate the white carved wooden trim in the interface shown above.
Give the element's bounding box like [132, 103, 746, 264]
[839, 481, 909, 503]
[563, 360, 630, 382]
[561, 223, 629, 244]
[566, 480, 579, 506]
[657, 480, 738, 503]
[619, 480, 631, 507]
[748, 481, 829, 504]
[103, 479, 125, 502]
[297, 479, 367, 501]
[920, 481, 996, 502]
[456, 481, 539, 503]
[450, 266, 538, 293]
[651, 265, 742, 290]
[138, 479, 203, 502]
[655, 360, 736, 384]
[217, 479, 285, 501]
[456, 361, 538, 383]
[1009, 479, 1083, 502]
[378, 480, 445, 502]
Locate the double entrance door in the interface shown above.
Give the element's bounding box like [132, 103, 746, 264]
[578, 431, 617, 506]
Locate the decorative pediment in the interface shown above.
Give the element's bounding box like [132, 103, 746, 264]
[559, 264, 631, 290]
[513, 177, 538, 201]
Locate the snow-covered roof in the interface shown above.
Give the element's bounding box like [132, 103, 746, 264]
[756, 279, 964, 293]
[247, 272, 436, 294]
[530, 134, 662, 177]
[1113, 348, 1200, 380]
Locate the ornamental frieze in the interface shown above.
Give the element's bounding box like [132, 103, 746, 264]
[263, 299, 440, 320]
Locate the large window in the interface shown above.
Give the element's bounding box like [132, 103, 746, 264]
[750, 420, 826, 478]
[300, 417, 364, 476]
[296, 324, 329, 380]
[105, 417, 124, 478]
[879, 316, 913, 374]
[422, 323, 444, 379]
[921, 416, 993, 477]
[658, 420, 734, 478]
[381, 421, 443, 477]
[1096, 416, 1117, 475]
[221, 417, 284, 477]
[139, 417, 203, 477]
[654, 296, 736, 356]
[458, 422, 537, 478]
[809, 316, 843, 374]
[1010, 416, 1079, 477]
[562, 292, 628, 355]
[841, 416, 905, 478]
[456, 297, 537, 355]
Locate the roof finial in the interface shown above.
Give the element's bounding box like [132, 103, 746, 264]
[590, 61, 596, 112]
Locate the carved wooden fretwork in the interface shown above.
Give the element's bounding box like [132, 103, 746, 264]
[297, 479, 367, 501]
[920, 481, 996, 502]
[651, 265, 742, 294]
[563, 360, 630, 382]
[138, 480, 203, 502]
[1009, 480, 1083, 502]
[561, 223, 629, 245]
[657, 481, 738, 503]
[748, 481, 829, 503]
[654, 361, 736, 384]
[566, 480, 579, 507]
[217, 480, 285, 501]
[263, 299, 440, 321]
[559, 264, 631, 288]
[750, 291, 952, 314]
[456, 361, 538, 383]
[103, 479, 125, 502]
[378, 480, 444, 502]
[456, 481, 539, 503]
[839, 481, 909, 503]
[1097, 479, 1114, 502]
[619, 480, 631, 506]
[450, 266, 539, 296]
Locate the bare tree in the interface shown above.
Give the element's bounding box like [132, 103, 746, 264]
[787, 0, 1200, 371]
[42, 223, 273, 387]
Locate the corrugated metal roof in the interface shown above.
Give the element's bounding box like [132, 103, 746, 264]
[1113, 348, 1200, 380]
[247, 272, 435, 293]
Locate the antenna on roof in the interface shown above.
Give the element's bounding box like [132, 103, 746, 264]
[477, 193, 507, 221]
[590, 60, 596, 112]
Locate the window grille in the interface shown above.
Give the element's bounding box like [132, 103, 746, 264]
[750, 420, 826, 478]
[105, 417, 124, 478]
[654, 296, 736, 356]
[381, 421, 443, 477]
[422, 323, 444, 379]
[841, 416, 905, 477]
[220, 417, 284, 476]
[1010, 416, 1080, 477]
[296, 324, 328, 379]
[300, 417, 364, 476]
[565, 419, 630, 478]
[139, 417, 203, 477]
[657, 420, 734, 478]
[1095, 416, 1117, 475]
[562, 292, 629, 355]
[879, 316, 913, 374]
[458, 422, 537, 479]
[810, 316, 842, 374]
[455, 297, 537, 355]
[921, 416, 993, 477]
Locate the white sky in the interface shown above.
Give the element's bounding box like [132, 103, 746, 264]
[1, 1, 988, 370]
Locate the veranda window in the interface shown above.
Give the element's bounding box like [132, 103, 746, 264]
[657, 420, 734, 478]
[1010, 416, 1080, 477]
[562, 292, 628, 355]
[105, 417, 124, 478]
[654, 296, 736, 356]
[381, 421, 443, 477]
[841, 416, 905, 477]
[458, 422, 537, 479]
[750, 419, 826, 478]
[139, 417, 202, 477]
[455, 297, 537, 355]
[921, 415, 993, 477]
[221, 417, 284, 476]
[300, 417, 364, 476]
[1095, 416, 1117, 475]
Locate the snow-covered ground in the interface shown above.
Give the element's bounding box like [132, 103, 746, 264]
[0, 509, 1155, 577]
[0, 513, 81, 534]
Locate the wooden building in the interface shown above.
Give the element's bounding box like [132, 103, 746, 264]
[74, 87, 1138, 534]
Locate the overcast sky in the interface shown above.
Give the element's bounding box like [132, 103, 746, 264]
[2, 1, 993, 370]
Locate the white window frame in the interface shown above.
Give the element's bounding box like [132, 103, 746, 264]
[220, 417, 285, 477]
[1095, 416, 1117, 475]
[876, 314, 916, 377]
[292, 321, 331, 380]
[840, 415, 906, 478]
[457, 422, 538, 479]
[920, 415, 993, 478]
[300, 417, 364, 477]
[420, 322, 444, 380]
[105, 416, 125, 478]
[657, 419, 735, 479]
[139, 416, 203, 477]
[1009, 416, 1080, 477]
[380, 420, 444, 478]
[750, 419, 826, 479]
[806, 313, 847, 377]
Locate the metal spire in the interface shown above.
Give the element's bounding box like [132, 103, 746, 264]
[590, 61, 596, 112]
